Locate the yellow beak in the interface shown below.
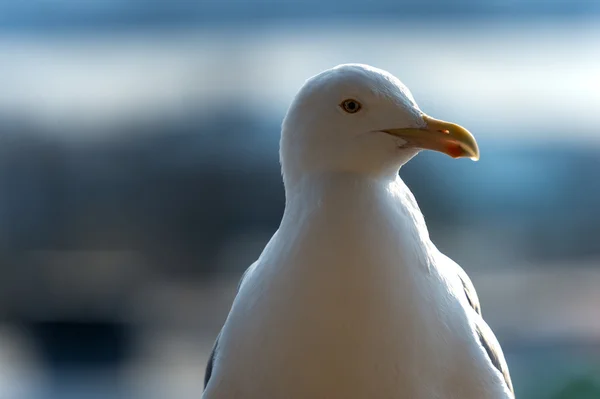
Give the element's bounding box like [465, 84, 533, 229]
[382, 115, 480, 161]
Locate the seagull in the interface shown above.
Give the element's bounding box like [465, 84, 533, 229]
[202, 64, 514, 399]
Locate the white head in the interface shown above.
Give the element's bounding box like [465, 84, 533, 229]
[280, 64, 479, 186]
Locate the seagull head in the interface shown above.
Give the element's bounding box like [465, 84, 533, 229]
[281, 64, 479, 184]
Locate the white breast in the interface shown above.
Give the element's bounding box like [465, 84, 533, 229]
[203, 175, 510, 399]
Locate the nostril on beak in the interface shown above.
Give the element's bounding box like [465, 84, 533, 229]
[438, 129, 450, 134]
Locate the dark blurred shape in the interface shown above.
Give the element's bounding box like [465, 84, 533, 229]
[29, 320, 132, 371]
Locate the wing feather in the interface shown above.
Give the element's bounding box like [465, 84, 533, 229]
[443, 254, 514, 396]
[474, 316, 514, 395]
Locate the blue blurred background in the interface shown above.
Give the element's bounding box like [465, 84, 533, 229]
[0, 1, 599, 398]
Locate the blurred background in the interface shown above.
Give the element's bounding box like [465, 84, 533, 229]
[0, 1, 599, 398]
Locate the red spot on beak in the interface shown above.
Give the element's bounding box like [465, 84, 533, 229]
[446, 143, 464, 158]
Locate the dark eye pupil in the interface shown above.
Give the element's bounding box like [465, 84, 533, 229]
[341, 99, 361, 113]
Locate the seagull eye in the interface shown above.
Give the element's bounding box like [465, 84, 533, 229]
[340, 99, 362, 114]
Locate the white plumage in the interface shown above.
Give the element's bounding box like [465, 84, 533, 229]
[202, 64, 513, 399]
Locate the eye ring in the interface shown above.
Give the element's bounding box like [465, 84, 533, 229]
[340, 99, 362, 114]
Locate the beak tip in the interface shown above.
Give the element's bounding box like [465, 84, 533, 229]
[469, 149, 480, 161]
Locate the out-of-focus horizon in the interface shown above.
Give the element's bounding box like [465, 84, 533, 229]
[0, 1, 599, 398]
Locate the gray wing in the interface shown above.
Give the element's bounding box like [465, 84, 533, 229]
[204, 263, 255, 390]
[450, 257, 514, 396]
[403, 183, 512, 393]
[204, 331, 220, 388]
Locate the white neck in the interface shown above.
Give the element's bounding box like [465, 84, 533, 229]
[278, 172, 434, 274]
[282, 170, 400, 210]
